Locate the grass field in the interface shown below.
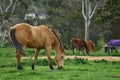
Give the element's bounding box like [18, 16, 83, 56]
[0, 48, 120, 80]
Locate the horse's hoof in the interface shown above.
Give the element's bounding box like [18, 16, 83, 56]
[31, 64, 34, 70]
[17, 65, 23, 70]
[50, 69, 54, 72]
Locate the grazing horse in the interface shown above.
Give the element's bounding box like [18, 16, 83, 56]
[70, 38, 89, 55]
[9, 23, 65, 71]
[86, 40, 96, 52]
[107, 39, 120, 54]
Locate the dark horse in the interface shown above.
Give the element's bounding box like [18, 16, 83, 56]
[107, 39, 120, 54]
[9, 23, 65, 71]
[70, 38, 89, 55]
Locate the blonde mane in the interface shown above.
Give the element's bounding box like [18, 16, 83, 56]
[51, 30, 64, 53]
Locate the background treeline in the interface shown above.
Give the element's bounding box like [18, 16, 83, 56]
[0, 0, 120, 49]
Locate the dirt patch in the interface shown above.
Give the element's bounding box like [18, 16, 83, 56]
[22, 56, 120, 61]
[65, 56, 120, 61]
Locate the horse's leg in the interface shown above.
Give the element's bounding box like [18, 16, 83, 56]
[111, 47, 113, 53]
[78, 47, 80, 55]
[82, 47, 85, 55]
[46, 47, 54, 71]
[104, 46, 107, 53]
[32, 48, 40, 70]
[114, 47, 118, 53]
[16, 45, 26, 70]
[73, 48, 75, 55]
[16, 50, 23, 70]
[107, 46, 110, 55]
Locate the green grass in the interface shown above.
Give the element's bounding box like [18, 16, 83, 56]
[0, 48, 120, 80]
[0, 48, 120, 57]
[1, 58, 120, 80]
[65, 48, 120, 56]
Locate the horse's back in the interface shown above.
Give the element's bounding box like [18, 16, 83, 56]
[70, 38, 78, 44]
[12, 23, 32, 30]
[86, 40, 96, 52]
[108, 40, 120, 46]
[70, 38, 85, 48]
[86, 40, 95, 46]
[31, 25, 54, 43]
[11, 23, 58, 48]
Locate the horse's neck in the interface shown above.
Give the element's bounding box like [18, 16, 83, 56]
[52, 33, 63, 54]
[53, 43, 62, 53]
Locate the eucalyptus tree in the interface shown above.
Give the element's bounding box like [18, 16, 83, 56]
[82, 0, 108, 41]
[0, 0, 17, 47]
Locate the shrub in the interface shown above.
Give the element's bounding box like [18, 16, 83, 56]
[96, 34, 105, 50]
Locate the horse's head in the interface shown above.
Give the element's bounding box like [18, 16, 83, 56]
[55, 51, 65, 69]
[91, 41, 96, 52]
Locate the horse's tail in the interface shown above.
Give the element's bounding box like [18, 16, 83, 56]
[9, 28, 25, 55]
[83, 40, 89, 54]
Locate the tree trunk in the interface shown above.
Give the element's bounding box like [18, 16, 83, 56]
[82, 0, 98, 41]
[85, 19, 89, 41]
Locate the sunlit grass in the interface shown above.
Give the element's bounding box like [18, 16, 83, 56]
[0, 48, 120, 80]
[1, 60, 120, 80]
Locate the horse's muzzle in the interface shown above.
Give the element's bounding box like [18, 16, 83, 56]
[58, 66, 63, 70]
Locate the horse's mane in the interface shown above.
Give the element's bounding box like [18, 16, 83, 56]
[51, 29, 64, 53]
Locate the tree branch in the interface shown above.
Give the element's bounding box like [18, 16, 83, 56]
[82, 0, 87, 20]
[90, 1, 98, 19]
[0, 3, 3, 14]
[10, 3, 16, 16]
[5, 0, 13, 12]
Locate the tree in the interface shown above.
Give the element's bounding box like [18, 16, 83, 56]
[94, 0, 120, 41]
[82, 0, 99, 41]
[0, 0, 17, 47]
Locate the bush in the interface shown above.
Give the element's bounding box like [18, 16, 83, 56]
[96, 34, 105, 50]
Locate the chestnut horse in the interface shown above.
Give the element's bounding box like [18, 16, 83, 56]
[9, 23, 65, 71]
[70, 38, 89, 55]
[86, 40, 96, 52]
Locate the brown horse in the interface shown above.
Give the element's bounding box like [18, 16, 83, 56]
[9, 23, 65, 71]
[70, 38, 89, 55]
[86, 40, 96, 52]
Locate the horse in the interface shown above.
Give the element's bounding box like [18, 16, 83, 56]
[70, 38, 89, 55]
[9, 23, 65, 71]
[86, 40, 96, 52]
[107, 39, 120, 54]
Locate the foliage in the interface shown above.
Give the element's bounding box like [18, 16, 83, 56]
[1, 48, 120, 59]
[95, 0, 120, 41]
[0, 0, 120, 48]
[96, 34, 105, 50]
